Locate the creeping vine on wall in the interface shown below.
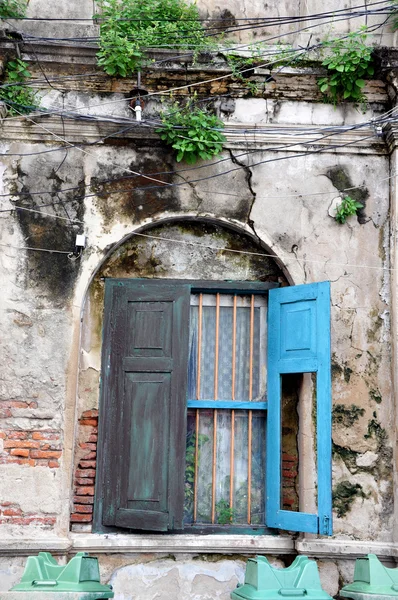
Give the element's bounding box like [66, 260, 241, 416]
[0, 59, 38, 115]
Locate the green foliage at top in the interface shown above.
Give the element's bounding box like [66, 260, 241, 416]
[156, 100, 225, 164]
[334, 195, 364, 224]
[0, 0, 26, 18]
[0, 58, 38, 115]
[95, 0, 211, 77]
[318, 31, 374, 105]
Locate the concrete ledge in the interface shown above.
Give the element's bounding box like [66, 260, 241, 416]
[0, 595, 110, 600]
[297, 538, 398, 560]
[70, 532, 295, 554]
[0, 538, 71, 556]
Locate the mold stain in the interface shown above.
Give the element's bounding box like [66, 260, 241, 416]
[332, 480, 367, 518]
[332, 404, 365, 427]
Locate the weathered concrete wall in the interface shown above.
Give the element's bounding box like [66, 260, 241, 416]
[12, 0, 397, 46]
[0, 26, 395, 593]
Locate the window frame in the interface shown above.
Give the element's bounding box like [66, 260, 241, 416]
[93, 278, 332, 537]
[93, 279, 277, 536]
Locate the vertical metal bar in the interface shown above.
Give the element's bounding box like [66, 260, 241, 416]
[214, 293, 220, 400]
[247, 295, 254, 524]
[249, 294, 254, 401]
[248, 410, 252, 524]
[232, 295, 237, 401]
[230, 295, 237, 509]
[196, 293, 203, 401]
[212, 293, 220, 524]
[230, 409, 235, 509]
[193, 409, 199, 522]
[212, 409, 217, 524]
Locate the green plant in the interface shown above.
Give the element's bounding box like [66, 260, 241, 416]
[156, 101, 225, 164]
[389, 0, 398, 30]
[0, 0, 26, 18]
[318, 31, 374, 105]
[96, 0, 211, 77]
[334, 195, 363, 224]
[184, 431, 209, 519]
[0, 59, 38, 115]
[215, 499, 236, 525]
[224, 53, 260, 95]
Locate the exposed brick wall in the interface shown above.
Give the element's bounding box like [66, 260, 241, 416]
[0, 400, 38, 419]
[282, 451, 299, 511]
[70, 409, 98, 525]
[0, 502, 56, 528]
[0, 430, 62, 467]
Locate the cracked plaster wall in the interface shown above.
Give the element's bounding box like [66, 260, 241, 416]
[0, 92, 393, 595]
[12, 0, 397, 45]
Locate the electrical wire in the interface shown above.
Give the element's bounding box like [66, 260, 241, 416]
[0, 115, 390, 204]
[0, 230, 393, 274]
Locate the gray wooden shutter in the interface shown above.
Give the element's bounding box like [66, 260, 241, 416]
[100, 280, 190, 531]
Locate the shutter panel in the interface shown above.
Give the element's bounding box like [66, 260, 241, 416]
[101, 280, 190, 531]
[266, 281, 332, 535]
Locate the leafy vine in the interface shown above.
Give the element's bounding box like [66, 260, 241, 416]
[0, 59, 38, 116]
[95, 0, 211, 77]
[0, 0, 26, 19]
[156, 100, 225, 164]
[318, 31, 374, 105]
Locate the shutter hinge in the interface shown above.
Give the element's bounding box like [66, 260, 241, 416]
[320, 515, 330, 535]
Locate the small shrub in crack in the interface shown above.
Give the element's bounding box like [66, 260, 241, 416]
[335, 195, 363, 224]
[156, 101, 225, 164]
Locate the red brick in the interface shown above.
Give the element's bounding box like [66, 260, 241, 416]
[79, 443, 97, 451]
[81, 451, 96, 460]
[74, 495, 94, 504]
[282, 453, 297, 462]
[81, 409, 98, 419]
[5, 431, 28, 439]
[40, 443, 61, 451]
[79, 419, 97, 427]
[76, 469, 96, 478]
[30, 450, 62, 459]
[79, 460, 96, 468]
[48, 461, 60, 468]
[74, 504, 93, 514]
[10, 448, 29, 457]
[4, 440, 40, 449]
[28, 402, 38, 409]
[75, 478, 95, 486]
[2, 507, 23, 517]
[0, 432, 6, 439]
[70, 513, 92, 522]
[88, 434, 98, 442]
[0, 408, 11, 418]
[7, 458, 35, 466]
[32, 431, 60, 440]
[75, 486, 95, 496]
[1, 401, 30, 409]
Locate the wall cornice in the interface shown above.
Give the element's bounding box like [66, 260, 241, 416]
[0, 116, 388, 154]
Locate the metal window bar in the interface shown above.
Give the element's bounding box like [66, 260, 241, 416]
[188, 293, 267, 526]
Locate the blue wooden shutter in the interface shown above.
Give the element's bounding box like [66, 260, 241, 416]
[266, 281, 332, 535]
